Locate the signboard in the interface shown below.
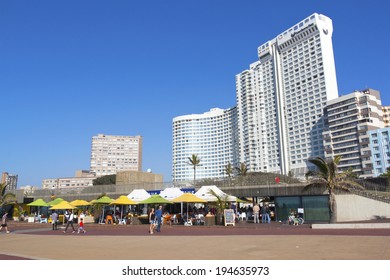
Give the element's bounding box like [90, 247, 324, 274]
[224, 209, 235, 226]
[297, 208, 304, 214]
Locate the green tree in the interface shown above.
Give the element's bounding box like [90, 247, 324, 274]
[93, 174, 116, 185]
[305, 156, 362, 223]
[188, 154, 201, 186]
[380, 167, 390, 178]
[0, 183, 16, 210]
[235, 162, 248, 176]
[208, 189, 229, 225]
[225, 162, 233, 186]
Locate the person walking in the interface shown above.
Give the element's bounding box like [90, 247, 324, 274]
[253, 204, 260, 224]
[148, 208, 156, 235]
[63, 209, 76, 233]
[155, 205, 163, 232]
[51, 210, 58, 230]
[0, 212, 10, 233]
[77, 218, 86, 234]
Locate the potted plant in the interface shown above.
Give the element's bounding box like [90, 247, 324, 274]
[208, 189, 229, 225]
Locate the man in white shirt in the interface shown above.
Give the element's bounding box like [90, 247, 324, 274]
[63, 210, 76, 233]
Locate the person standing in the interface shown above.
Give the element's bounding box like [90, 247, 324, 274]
[253, 204, 260, 224]
[51, 210, 58, 230]
[261, 204, 270, 224]
[0, 212, 10, 233]
[148, 208, 156, 235]
[63, 209, 76, 233]
[155, 205, 163, 232]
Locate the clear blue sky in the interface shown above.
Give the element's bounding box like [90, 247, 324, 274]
[1, 0, 389, 187]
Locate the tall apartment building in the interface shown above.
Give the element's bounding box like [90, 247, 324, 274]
[1, 172, 18, 190]
[368, 127, 390, 177]
[172, 108, 237, 182]
[90, 134, 142, 177]
[323, 89, 384, 178]
[236, 13, 338, 177]
[383, 106, 390, 127]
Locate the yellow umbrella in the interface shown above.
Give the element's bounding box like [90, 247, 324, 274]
[171, 193, 207, 203]
[110, 196, 137, 205]
[171, 193, 206, 221]
[50, 201, 77, 225]
[110, 196, 137, 222]
[50, 201, 77, 210]
[70, 199, 91, 207]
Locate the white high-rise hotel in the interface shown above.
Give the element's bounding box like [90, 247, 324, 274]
[173, 13, 339, 181]
[172, 108, 237, 182]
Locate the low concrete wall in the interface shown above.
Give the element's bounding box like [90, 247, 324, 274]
[336, 194, 390, 222]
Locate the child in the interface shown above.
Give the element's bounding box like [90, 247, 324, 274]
[77, 218, 86, 234]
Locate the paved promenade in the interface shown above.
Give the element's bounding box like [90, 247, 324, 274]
[1, 221, 390, 260]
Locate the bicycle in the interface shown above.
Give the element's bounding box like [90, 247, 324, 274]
[288, 215, 304, 225]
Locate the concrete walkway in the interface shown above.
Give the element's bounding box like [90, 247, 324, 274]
[1, 221, 390, 260]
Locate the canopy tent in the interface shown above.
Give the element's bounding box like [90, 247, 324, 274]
[47, 198, 64, 206]
[93, 196, 114, 204]
[27, 199, 48, 207]
[139, 194, 172, 205]
[110, 196, 137, 222]
[194, 185, 237, 202]
[159, 187, 184, 200]
[91, 196, 114, 224]
[27, 199, 49, 216]
[127, 189, 151, 203]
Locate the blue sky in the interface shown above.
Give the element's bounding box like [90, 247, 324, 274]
[1, 0, 389, 187]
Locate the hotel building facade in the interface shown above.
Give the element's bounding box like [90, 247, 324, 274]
[172, 108, 237, 182]
[236, 13, 338, 178]
[173, 13, 340, 182]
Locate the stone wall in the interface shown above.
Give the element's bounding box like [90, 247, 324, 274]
[336, 194, 390, 222]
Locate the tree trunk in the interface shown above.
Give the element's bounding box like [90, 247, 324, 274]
[329, 193, 337, 223]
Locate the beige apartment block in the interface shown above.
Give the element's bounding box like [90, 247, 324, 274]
[90, 134, 143, 177]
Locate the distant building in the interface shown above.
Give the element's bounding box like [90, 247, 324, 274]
[323, 88, 384, 178]
[90, 134, 142, 177]
[368, 127, 390, 177]
[383, 106, 390, 127]
[42, 170, 95, 189]
[1, 172, 18, 191]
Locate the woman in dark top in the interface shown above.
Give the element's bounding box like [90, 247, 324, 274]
[149, 208, 156, 234]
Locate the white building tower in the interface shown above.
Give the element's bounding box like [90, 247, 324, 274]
[236, 13, 338, 177]
[172, 108, 237, 182]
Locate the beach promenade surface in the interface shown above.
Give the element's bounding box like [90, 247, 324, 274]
[1, 220, 390, 260]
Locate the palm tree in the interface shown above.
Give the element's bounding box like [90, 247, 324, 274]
[225, 162, 233, 186]
[305, 156, 362, 223]
[208, 189, 229, 225]
[235, 162, 248, 176]
[0, 183, 16, 210]
[188, 154, 201, 186]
